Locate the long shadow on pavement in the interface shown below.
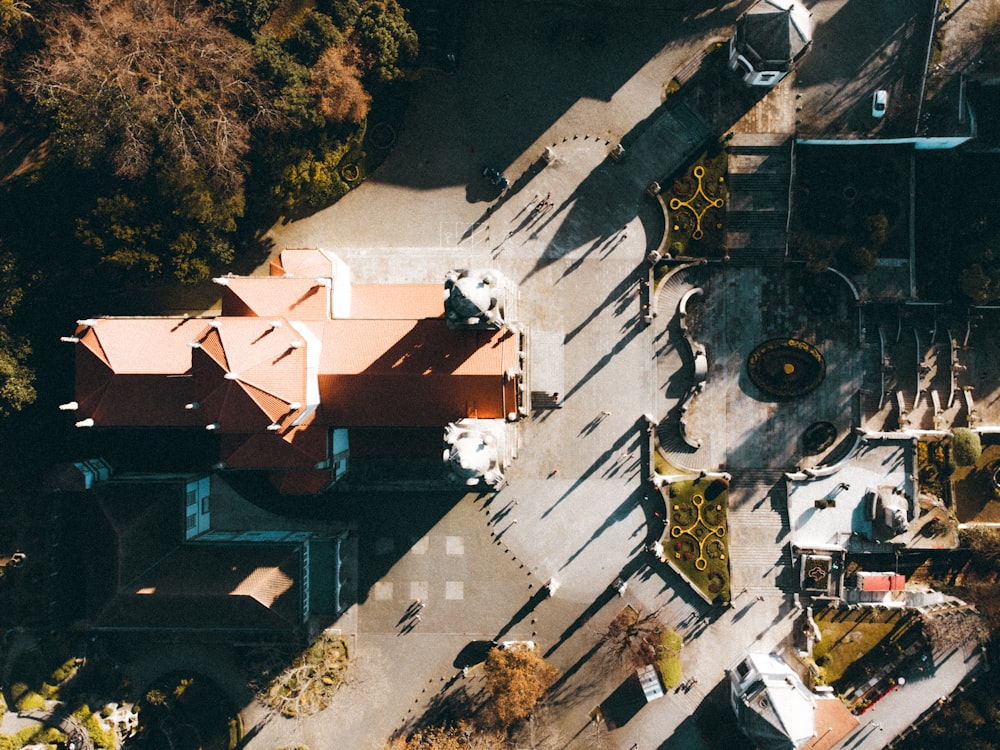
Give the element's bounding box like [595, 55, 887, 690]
[542, 420, 645, 519]
[656, 678, 753, 750]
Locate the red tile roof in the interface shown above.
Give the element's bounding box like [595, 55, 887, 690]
[75, 319, 202, 426]
[269, 247, 342, 277]
[318, 320, 518, 425]
[350, 284, 444, 319]
[221, 277, 330, 320]
[221, 424, 329, 469]
[191, 319, 307, 430]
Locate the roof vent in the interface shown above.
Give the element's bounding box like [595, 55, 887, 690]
[59, 401, 79, 411]
[75, 418, 95, 428]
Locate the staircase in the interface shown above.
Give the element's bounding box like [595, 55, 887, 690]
[725, 135, 791, 266]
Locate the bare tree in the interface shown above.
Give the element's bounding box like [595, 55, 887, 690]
[921, 607, 989, 653]
[21, 0, 278, 187]
[599, 605, 665, 671]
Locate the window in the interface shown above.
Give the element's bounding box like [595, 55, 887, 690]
[186, 514, 197, 531]
[201, 496, 210, 515]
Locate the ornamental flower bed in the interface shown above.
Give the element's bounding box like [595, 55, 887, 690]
[663, 477, 731, 605]
[664, 149, 727, 258]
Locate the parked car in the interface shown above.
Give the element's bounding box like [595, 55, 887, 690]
[499, 640, 536, 651]
[872, 89, 888, 119]
[482, 166, 509, 190]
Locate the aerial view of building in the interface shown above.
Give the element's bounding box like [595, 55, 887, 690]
[3, 1, 1000, 749]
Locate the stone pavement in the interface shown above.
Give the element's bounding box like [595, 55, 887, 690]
[244, 3, 982, 750]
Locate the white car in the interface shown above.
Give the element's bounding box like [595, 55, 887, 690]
[872, 89, 888, 119]
[499, 640, 536, 651]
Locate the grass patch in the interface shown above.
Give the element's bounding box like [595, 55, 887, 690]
[810, 606, 910, 686]
[655, 629, 683, 689]
[663, 477, 731, 605]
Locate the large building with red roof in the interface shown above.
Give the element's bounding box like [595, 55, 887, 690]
[64, 249, 526, 494]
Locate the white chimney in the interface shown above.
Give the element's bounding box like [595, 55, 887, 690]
[75, 418, 95, 428]
[184, 402, 199, 410]
[60, 336, 80, 344]
[59, 401, 79, 411]
[205, 423, 220, 431]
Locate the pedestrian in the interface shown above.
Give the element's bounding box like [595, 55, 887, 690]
[512, 519, 519, 525]
[549, 468, 559, 477]
[463, 666, 469, 677]
[755, 595, 764, 602]
[601, 410, 612, 417]
[415, 600, 425, 611]
[545, 191, 551, 200]
[414, 614, 422, 623]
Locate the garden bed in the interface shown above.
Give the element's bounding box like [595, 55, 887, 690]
[662, 477, 731, 605]
[662, 148, 727, 258]
[953, 444, 1000, 524]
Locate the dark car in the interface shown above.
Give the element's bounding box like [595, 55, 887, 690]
[482, 166, 509, 190]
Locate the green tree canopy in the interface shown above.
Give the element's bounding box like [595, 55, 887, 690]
[351, 0, 418, 86]
[951, 427, 982, 467]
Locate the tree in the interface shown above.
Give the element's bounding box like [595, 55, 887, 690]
[962, 526, 1000, 563]
[920, 608, 988, 653]
[0, 0, 29, 35]
[253, 634, 350, 718]
[481, 645, 557, 729]
[22, 0, 276, 189]
[838, 242, 877, 275]
[287, 8, 344, 67]
[310, 45, 371, 124]
[351, 0, 418, 87]
[384, 723, 506, 750]
[599, 606, 664, 671]
[951, 427, 982, 467]
[0, 251, 35, 416]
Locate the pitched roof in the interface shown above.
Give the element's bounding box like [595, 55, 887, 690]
[103, 544, 303, 632]
[74, 318, 202, 426]
[269, 247, 344, 277]
[350, 284, 444, 319]
[191, 318, 308, 431]
[221, 424, 330, 469]
[83, 478, 305, 633]
[221, 277, 330, 320]
[736, 0, 811, 69]
[318, 320, 517, 426]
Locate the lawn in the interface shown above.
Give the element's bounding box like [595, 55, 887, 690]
[663, 477, 731, 605]
[810, 606, 912, 687]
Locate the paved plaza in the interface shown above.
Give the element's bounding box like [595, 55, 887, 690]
[236, 3, 985, 750]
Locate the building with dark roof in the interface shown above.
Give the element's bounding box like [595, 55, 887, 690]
[728, 0, 812, 87]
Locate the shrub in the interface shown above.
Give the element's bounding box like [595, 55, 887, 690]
[951, 427, 982, 467]
[839, 243, 877, 275]
[865, 212, 889, 246]
[16, 691, 46, 711]
[655, 629, 683, 689]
